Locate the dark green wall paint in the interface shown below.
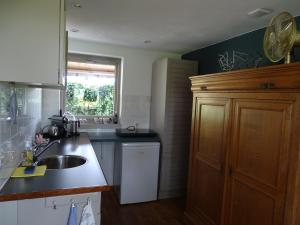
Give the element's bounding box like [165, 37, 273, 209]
[182, 16, 300, 75]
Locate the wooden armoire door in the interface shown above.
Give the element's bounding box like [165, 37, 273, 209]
[225, 98, 293, 225]
[186, 97, 231, 225]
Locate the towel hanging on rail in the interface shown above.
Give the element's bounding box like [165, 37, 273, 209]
[67, 203, 78, 225]
[80, 199, 95, 225]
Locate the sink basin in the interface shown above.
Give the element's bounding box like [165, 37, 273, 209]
[37, 155, 87, 169]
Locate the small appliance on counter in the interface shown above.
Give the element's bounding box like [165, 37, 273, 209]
[47, 115, 67, 138]
[63, 112, 80, 136]
[46, 112, 80, 138]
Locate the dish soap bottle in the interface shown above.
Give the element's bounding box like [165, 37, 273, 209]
[21, 141, 33, 167]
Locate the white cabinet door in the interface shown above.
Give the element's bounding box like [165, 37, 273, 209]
[102, 142, 115, 185]
[0, 201, 18, 225]
[92, 142, 115, 185]
[92, 141, 103, 167]
[0, 0, 65, 84]
[17, 192, 101, 225]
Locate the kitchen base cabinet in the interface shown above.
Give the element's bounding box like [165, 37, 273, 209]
[186, 62, 300, 225]
[92, 142, 115, 185]
[1, 192, 101, 225]
[0, 201, 17, 225]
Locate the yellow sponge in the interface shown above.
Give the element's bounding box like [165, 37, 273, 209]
[11, 166, 47, 178]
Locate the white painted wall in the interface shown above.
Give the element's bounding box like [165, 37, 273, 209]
[41, 89, 61, 127]
[69, 39, 181, 128]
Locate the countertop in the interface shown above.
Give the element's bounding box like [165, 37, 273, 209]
[88, 132, 161, 142]
[0, 133, 110, 202]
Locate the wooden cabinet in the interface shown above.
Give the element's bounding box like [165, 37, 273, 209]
[186, 62, 300, 225]
[0, 0, 66, 85]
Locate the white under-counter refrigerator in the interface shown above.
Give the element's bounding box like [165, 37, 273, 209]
[114, 142, 160, 204]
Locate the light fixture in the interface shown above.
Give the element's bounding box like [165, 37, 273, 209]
[248, 8, 273, 18]
[144, 40, 152, 44]
[72, 3, 82, 8]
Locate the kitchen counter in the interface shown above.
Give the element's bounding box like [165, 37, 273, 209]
[88, 132, 161, 142]
[0, 133, 110, 202]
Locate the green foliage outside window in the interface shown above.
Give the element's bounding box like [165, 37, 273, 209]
[66, 82, 114, 116]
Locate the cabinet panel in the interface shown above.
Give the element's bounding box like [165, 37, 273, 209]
[0, 201, 18, 225]
[18, 193, 101, 225]
[197, 104, 226, 169]
[0, 0, 64, 84]
[227, 99, 293, 225]
[92, 142, 115, 185]
[102, 142, 115, 186]
[186, 97, 230, 225]
[230, 180, 276, 225]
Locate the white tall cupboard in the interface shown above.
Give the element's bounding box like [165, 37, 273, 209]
[150, 58, 198, 199]
[0, 0, 66, 85]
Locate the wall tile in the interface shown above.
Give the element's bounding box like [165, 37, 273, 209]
[0, 83, 42, 190]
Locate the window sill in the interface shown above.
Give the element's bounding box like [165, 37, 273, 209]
[79, 123, 120, 133]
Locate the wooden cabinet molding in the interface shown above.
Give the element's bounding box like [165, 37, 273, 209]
[190, 62, 300, 92]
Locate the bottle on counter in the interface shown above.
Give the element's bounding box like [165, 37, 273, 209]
[113, 112, 118, 124]
[21, 141, 34, 167]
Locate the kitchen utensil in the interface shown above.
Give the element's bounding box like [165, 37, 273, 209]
[48, 125, 60, 137]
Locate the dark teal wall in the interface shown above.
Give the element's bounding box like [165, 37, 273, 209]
[182, 16, 300, 75]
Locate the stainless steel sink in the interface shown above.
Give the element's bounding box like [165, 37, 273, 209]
[37, 155, 87, 169]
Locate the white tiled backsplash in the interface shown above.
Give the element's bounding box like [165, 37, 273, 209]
[0, 83, 42, 190]
[121, 95, 151, 129]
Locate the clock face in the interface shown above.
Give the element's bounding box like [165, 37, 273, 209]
[264, 12, 297, 62]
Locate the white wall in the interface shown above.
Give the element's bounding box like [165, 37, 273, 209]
[69, 39, 181, 128]
[41, 89, 61, 127]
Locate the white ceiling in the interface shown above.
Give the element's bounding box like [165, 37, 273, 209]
[66, 0, 300, 54]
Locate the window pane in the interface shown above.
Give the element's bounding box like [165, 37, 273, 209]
[66, 61, 116, 116]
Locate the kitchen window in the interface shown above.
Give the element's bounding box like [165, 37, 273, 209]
[65, 53, 121, 124]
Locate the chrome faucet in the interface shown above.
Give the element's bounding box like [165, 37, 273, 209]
[33, 139, 61, 160]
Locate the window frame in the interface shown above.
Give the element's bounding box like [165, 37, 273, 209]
[64, 53, 121, 123]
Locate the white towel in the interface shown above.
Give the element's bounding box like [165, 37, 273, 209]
[80, 200, 96, 225]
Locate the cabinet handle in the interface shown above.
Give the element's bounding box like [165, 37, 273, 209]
[52, 201, 57, 210]
[201, 86, 208, 91]
[260, 82, 275, 89]
[58, 69, 60, 84]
